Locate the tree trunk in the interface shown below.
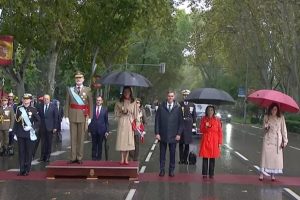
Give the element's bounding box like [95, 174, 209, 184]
[47, 38, 59, 97]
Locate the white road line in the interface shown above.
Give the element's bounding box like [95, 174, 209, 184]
[145, 152, 153, 162]
[247, 132, 256, 136]
[251, 125, 261, 129]
[139, 166, 146, 173]
[223, 144, 233, 150]
[154, 139, 158, 144]
[66, 146, 71, 149]
[253, 165, 270, 176]
[284, 188, 300, 200]
[125, 189, 136, 200]
[31, 159, 40, 165]
[7, 169, 19, 172]
[84, 140, 90, 144]
[110, 129, 117, 132]
[151, 144, 156, 151]
[50, 151, 66, 156]
[234, 151, 248, 161]
[289, 146, 300, 151]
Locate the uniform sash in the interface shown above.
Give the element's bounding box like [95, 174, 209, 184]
[69, 87, 85, 105]
[19, 107, 37, 141]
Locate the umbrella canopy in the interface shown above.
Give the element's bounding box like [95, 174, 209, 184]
[100, 71, 152, 87]
[247, 89, 299, 113]
[186, 88, 235, 105]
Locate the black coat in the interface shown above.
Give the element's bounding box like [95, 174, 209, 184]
[155, 101, 184, 143]
[88, 106, 109, 135]
[56, 105, 64, 131]
[179, 101, 196, 144]
[14, 105, 40, 138]
[38, 103, 58, 132]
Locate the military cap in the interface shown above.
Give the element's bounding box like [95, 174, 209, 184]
[23, 93, 32, 99]
[181, 89, 191, 95]
[74, 71, 84, 78]
[8, 92, 14, 97]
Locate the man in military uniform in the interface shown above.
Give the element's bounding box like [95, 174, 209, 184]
[14, 93, 40, 176]
[0, 96, 14, 156]
[65, 71, 93, 164]
[7, 92, 18, 155]
[178, 89, 196, 164]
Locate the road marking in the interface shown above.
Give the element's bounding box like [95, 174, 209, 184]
[234, 151, 248, 161]
[247, 132, 256, 136]
[145, 152, 153, 162]
[66, 146, 71, 149]
[253, 165, 270, 176]
[284, 188, 300, 200]
[251, 125, 261, 129]
[84, 140, 90, 144]
[51, 151, 66, 156]
[7, 169, 19, 172]
[31, 159, 40, 165]
[289, 146, 300, 151]
[139, 166, 146, 173]
[223, 144, 233, 150]
[154, 139, 158, 144]
[125, 189, 136, 200]
[110, 129, 117, 132]
[151, 144, 156, 151]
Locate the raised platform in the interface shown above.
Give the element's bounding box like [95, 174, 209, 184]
[46, 160, 139, 180]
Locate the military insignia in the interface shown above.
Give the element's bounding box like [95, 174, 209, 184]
[4, 110, 10, 116]
[28, 112, 32, 116]
[83, 92, 86, 96]
[189, 107, 194, 113]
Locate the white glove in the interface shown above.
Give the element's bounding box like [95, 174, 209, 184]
[9, 128, 13, 132]
[14, 135, 17, 141]
[87, 118, 91, 125]
[24, 126, 32, 131]
[65, 117, 70, 125]
[193, 123, 196, 127]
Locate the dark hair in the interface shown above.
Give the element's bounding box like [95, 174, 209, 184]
[267, 103, 281, 117]
[120, 86, 134, 103]
[135, 98, 142, 106]
[205, 105, 216, 117]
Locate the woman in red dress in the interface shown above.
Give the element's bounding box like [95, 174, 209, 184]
[199, 105, 222, 179]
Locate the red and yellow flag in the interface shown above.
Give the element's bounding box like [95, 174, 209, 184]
[0, 35, 13, 66]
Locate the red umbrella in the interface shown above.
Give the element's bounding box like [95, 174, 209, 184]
[247, 89, 299, 113]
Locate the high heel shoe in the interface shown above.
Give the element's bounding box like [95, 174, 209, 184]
[271, 174, 276, 181]
[120, 161, 124, 165]
[259, 174, 263, 181]
[124, 161, 129, 165]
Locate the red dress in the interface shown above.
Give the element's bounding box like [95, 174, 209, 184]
[199, 116, 223, 158]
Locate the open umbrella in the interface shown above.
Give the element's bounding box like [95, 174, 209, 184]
[100, 71, 152, 87]
[247, 89, 299, 113]
[186, 88, 235, 105]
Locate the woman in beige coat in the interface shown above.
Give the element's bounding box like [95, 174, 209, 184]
[115, 86, 138, 164]
[259, 103, 288, 181]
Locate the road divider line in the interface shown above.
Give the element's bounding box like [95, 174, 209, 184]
[223, 144, 233, 150]
[7, 169, 19, 172]
[151, 144, 156, 151]
[139, 166, 146, 173]
[125, 189, 136, 200]
[251, 125, 261, 129]
[284, 188, 300, 200]
[50, 151, 66, 156]
[84, 140, 90, 144]
[154, 139, 158, 144]
[234, 151, 248, 161]
[289, 146, 300, 151]
[145, 152, 153, 162]
[253, 165, 270, 176]
[31, 159, 40, 165]
[66, 146, 71, 149]
[247, 132, 256, 136]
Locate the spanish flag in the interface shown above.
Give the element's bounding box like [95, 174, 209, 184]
[0, 35, 13, 66]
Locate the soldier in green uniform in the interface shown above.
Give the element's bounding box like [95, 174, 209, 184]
[0, 96, 14, 156]
[65, 71, 93, 164]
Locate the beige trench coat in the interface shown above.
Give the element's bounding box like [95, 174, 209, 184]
[115, 100, 138, 151]
[260, 115, 288, 173]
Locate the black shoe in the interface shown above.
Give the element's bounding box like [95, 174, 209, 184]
[68, 160, 77, 164]
[169, 171, 175, 177]
[159, 170, 165, 177]
[17, 172, 25, 176]
[77, 160, 83, 164]
[45, 159, 50, 162]
[24, 171, 29, 176]
[178, 161, 183, 164]
[38, 158, 45, 162]
[209, 175, 214, 179]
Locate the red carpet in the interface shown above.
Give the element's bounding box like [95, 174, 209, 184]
[48, 160, 139, 168]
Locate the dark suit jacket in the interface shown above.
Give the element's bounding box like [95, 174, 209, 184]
[14, 105, 41, 138]
[179, 101, 196, 144]
[38, 103, 58, 132]
[56, 105, 64, 131]
[88, 106, 109, 135]
[155, 101, 184, 143]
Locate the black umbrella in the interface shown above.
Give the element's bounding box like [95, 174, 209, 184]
[186, 88, 235, 105]
[100, 71, 152, 87]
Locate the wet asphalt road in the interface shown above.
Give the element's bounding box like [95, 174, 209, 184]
[0, 113, 300, 200]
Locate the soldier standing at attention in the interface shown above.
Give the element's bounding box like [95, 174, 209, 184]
[178, 89, 196, 164]
[65, 71, 93, 164]
[0, 96, 14, 156]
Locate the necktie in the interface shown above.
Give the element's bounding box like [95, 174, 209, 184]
[168, 104, 171, 112]
[45, 104, 48, 113]
[77, 86, 80, 94]
[96, 106, 100, 118]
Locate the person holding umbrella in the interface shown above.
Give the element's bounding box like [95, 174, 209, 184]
[114, 86, 138, 165]
[199, 105, 222, 179]
[259, 103, 288, 181]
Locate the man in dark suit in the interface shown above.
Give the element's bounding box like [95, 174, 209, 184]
[37, 94, 58, 162]
[88, 96, 109, 160]
[178, 89, 196, 164]
[155, 90, 184, 177]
